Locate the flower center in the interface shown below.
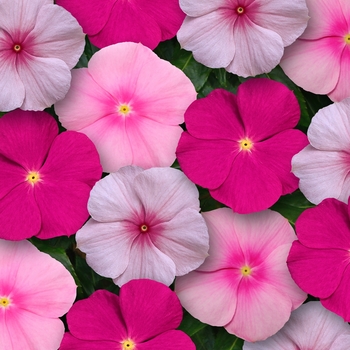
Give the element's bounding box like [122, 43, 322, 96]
[236, 6, 245, 15]
[140, 224, 148, 233]
[121, 339, 135, 350]
[26, 171, 40, 185]
[238, 138, 253, 151]
[240, 265, 252, 276]
[0, 296, 11, 308]
[344, 34, 350, 45]
[13, 44, 21, 52]
[118, 103, 131, 116]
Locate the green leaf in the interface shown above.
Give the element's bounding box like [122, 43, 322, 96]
[214, 328, 244, 350]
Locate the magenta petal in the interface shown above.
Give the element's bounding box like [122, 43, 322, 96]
[0, 157, 26, 200]
[119, 279, 183, 343]
[60, 333, 119, 350]
[237, 78, 300, 140]
[295, 199, 350, 249]
[287, 241, 349, 298]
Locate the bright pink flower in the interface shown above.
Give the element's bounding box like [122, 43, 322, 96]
[280, 0, 350, 101]
[175, 208, 306, 342]
[56, 0, 185, 50]
[243, 301, 350, 350]
[293, 99, 350, 205]
[176, 78, 308, 214]
[76, 166, 209, 286]
[0, 109, 102, 240]
[55, 42, 196, 173]
[0, 0, 85, 111]
[0, 239, 76, 350]
[288, 198, 350, 321]
[60, 280, 195, 350]
[177, 0, 308, 77]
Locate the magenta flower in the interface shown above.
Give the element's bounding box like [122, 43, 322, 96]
[56, 0, 185, 50]
[288, 198, 350, 321]
[0, 109, 102, 241]
[243, 302, 350, 350]
[55, 42, 196, 173]
[281, 0, 350, 101]
[60, 280, 195, 350]
[175, 208, 306, 342]
[0, 0, 85, 111]
[176, 78, 308, 214]
[177, 0, 308, 77]
[0, 239, 76, 350]
[76, 166, 209, 286]
[293, 99, 350, 204]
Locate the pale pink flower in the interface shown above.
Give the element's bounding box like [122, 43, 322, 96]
[0, 239, 76, 350]
[0, 0, 85, 111]
[243, 302, 350, 350]
[280, 0, 350, 101]
[76, 166, 209, 287]
[175, 208, 306, 342]
[292, 99, 350, 204]
[55, 42, 196, 173]
[177, 0, 308, 77]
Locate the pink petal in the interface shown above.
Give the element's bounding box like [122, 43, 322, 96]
[175, 269, 241, 326]
[176, 133, 238, 189]
[287, 241, 349, 298]
[331, 333, 350, 350]
[66, 290, 127, 342]
[119, 279, 183, 342]
[236, 78, 301, 140]
[177, 10, 237, 68]
[60, 333, 119, 350]
[76, 219, 137, 279]
[292, 146, 349, 204]
[0, 157, 24, 200]
[150, 209, 209, 276]
[180, 0, 228, 17]
[280, 37, 342, 96]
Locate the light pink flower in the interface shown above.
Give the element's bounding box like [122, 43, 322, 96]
[0, 239, 76, 350]
[76, 166, 209, 287]
[55, 42, 196, 173]
[60, 280, 195, 350]
[0, 0, 85, 111]
[56, 0, 185, 50]
[292, 99, 350, 205]
[175, 208, 306, 342]
[243, 301, 350, 350]
[280, 0, 350, 101]
[177, 0, 308, 77]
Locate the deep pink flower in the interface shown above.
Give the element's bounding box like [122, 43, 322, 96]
[0, 109, 102, 240]
[280, 0, 350, 101]
[55, 42, 196, 173]
[0, 0, 85, 111]
[288, 198, 350, 321]
[177, 0, 308, 77]
[0, 239, 76, 350]
[243, 301, 350, 350]
[60, 279, 195, 350]
[76, 166, 209, 286]
[175, 208, 306, 342]
[56, 0, 185, 50]
[176, 78, 308, 214]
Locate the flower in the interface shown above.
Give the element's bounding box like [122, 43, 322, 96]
[175, 208, 306, 342]
[0, 0, 85, 111]
[56, 0, 185, 50]
[60, 279, 195, 350]
[280, 0, 350, 101]
[0, 109, 102, 240]
[243, 301, 350, 349]
[177, 0, 308, 77]
[287, 198, 350, 321]
[76, 166, 209, 286]
[55, 42, 196, 173]
[176, 78, 308, 214]
[0, 239, 76, 350]
[292, 99, 350, 204]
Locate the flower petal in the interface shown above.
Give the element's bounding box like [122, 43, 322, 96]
[0, 157, 25, 200]
[60, 333, 119, 350]
[179, 0, 228, 17]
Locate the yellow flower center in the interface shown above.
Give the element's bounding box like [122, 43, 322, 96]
[236, 6, 245, 14]
[0, 297, 11, 308]
[344, 34, 350, 45]
[13, 44, 21, 52]
[140, 224, 148, 233]
[26, 171, 40, 185]
[121, 339, 135, 350]
[238, 138, 253, 151]
[241, 266, 252, 276]
[118, 104, 131, 116]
